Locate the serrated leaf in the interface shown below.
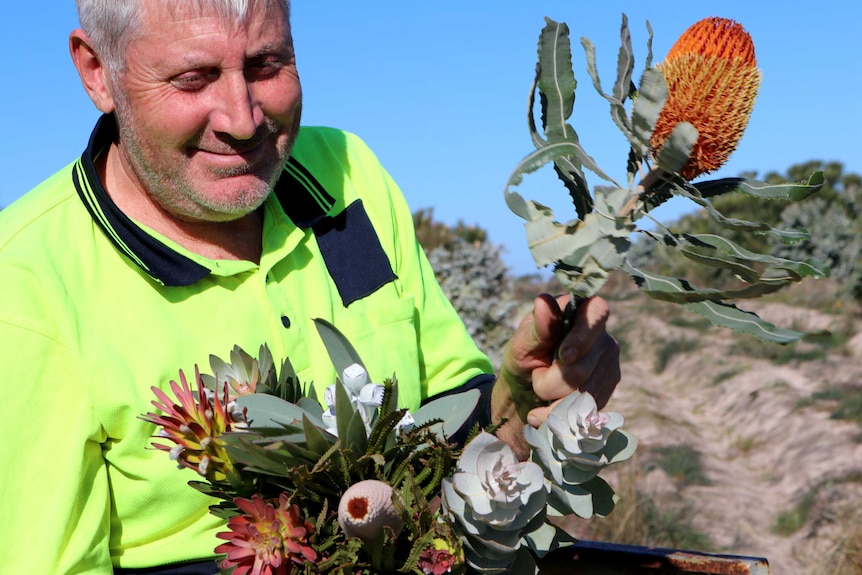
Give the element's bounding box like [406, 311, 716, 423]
[643, 20, 655, 70]
[313, 318, 366, 380]
[694, 171, 824, 202]
[411, 389, 480, 440]
[553, 161, 593, 220]
[505, 140, 620, 212]
[624, 262, 805, 342]
[682, 233, 829, 279]
[625, 260, 786, 303]
[581, 33, 634, 144]
[589, 187, 636, 238]
[568, 236, 629, 276]
[537, 18, 576, 141]
[673, 183, 814, 244]
[612, 14, 635, 104]
[684, 300, 805, 344]
[527, 64, 546, 150]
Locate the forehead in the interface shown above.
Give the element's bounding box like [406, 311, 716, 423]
[132, 0, 291, 60]
[138, 0, 289, 38]
[147, 0, 280, 22]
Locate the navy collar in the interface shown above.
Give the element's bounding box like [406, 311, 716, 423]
[73, 114, 335, 287]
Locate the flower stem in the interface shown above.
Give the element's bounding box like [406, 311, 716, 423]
[621, 167, 667, 217]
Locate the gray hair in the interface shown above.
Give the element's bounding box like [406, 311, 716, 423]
[75, 0, 291, 75]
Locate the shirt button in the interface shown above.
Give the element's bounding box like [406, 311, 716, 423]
[281, 315, 291, 328]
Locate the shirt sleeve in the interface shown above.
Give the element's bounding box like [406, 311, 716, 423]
[0, 318, 113, 574]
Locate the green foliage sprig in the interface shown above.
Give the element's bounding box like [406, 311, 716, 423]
[505, 15, 828, 343]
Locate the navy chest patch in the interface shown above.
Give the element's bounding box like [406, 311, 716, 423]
[313, 200, 397, 306]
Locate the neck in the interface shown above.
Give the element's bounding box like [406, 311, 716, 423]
[98, 143, 265, 264]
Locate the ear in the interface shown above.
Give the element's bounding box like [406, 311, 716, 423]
[69, 29, 116, 114]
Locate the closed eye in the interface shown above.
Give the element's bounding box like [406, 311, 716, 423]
[245, 56, 286, 82]
[171, 69, 219, 92]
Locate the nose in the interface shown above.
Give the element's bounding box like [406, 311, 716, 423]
[210, 72, 261, 140]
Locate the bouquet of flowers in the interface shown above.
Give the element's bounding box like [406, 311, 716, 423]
[142, 319, 636, 575]
[142, 13, 827, 575]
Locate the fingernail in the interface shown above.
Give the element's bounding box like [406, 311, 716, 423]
[527, 413, 541, 427]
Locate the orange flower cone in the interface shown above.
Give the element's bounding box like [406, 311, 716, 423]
[650, 17, 761, 180]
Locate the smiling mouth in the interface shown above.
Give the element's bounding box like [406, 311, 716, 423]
[195, 142, 265, 167]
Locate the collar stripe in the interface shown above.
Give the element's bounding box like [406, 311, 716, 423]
[283, 157, 335, 212]
[277, 156, 337, 228]
[73, 158, 151, 274]
[73, 115, 211, 286]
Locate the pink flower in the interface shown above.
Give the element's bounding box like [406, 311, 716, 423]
[215, 493, 317, 575]
[417, 546, 457, 575]
[141, 367, 241, 482]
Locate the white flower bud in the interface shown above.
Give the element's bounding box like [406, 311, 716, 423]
[358, 383, 384, 407]
[342, 363, 368, 395]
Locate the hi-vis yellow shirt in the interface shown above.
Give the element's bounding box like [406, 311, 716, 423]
[0, 115, 492, 574]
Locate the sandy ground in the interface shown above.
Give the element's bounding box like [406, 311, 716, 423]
[575, 296, 862, 574]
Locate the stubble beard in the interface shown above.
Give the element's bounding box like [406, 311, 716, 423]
[111, 97, 301, 223]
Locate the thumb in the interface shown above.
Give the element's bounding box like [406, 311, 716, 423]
[509, 294, 565, 370]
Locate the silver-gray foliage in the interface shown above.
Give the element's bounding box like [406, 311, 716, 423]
[773, 198, 861, 283]
[426, 238, 517, 370]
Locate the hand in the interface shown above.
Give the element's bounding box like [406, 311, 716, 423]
[492, 294, 621, 458]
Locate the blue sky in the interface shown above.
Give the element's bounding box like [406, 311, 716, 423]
[2, 1, 858, 275]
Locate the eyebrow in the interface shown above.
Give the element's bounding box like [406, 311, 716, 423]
[249, 38, 294, 58]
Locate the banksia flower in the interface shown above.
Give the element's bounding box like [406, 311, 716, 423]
[650, 17, 761, 180]
[215, 493, 317, 575]
[141, 367, 242, 483]
[337, 479, 404, 543]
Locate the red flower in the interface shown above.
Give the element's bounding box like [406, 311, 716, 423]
[215, 494, 317, 575]
[417, 546, 457, 575]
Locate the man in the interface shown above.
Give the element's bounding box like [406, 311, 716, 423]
[0, 0, 619, 573]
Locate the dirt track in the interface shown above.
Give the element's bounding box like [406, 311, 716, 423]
[578, 294, 862, 574]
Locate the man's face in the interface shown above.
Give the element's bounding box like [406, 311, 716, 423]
[110, 1, 302, 222]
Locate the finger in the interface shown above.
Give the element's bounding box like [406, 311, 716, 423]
[526, 403, 553, 428]
[531, 331, 620, 404]
[579, 334, 621, 408]
[557, 296, 610, 365]
[530, 293, 565, 358]
[506, 294, 564, 372]
[526, 341, 620, 428]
